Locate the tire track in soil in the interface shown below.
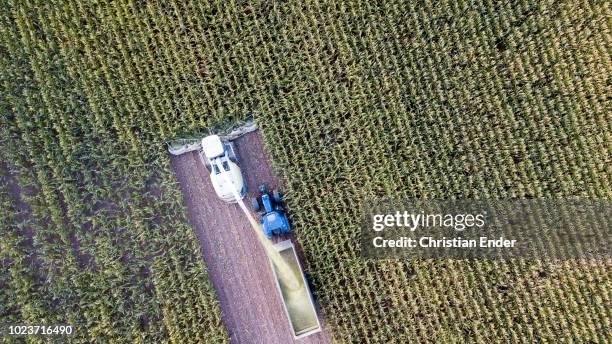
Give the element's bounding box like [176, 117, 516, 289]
[170, 130, 332, 344]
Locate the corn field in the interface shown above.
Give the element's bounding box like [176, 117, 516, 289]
[1, 0, 610, 343]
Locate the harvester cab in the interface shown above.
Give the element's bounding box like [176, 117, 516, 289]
[201, 135, 246, 203]
[251, 184, 291, 238]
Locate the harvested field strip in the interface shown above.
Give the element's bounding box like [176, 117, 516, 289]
[170, 131, 331, 343]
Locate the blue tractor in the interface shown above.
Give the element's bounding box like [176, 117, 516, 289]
[251, 184, 291, 238]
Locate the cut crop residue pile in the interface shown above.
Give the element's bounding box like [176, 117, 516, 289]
[276, 248, 320, 336]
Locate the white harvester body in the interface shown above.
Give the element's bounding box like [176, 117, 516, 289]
[201, 135, 246, 203]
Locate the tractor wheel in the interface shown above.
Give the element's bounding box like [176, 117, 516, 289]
[264, 228, 273, 239]
[272, 190, 282, 204]
[251, 197, 260, 212]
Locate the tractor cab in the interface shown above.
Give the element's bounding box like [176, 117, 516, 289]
[251, 184, 291, 238]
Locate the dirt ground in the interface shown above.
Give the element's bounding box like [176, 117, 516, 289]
[170, 131, 332, 344]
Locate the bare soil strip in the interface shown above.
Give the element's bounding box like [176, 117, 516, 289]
[171, 131, 332, 344]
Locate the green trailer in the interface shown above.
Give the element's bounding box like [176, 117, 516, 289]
[269, 240, 321, 339]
